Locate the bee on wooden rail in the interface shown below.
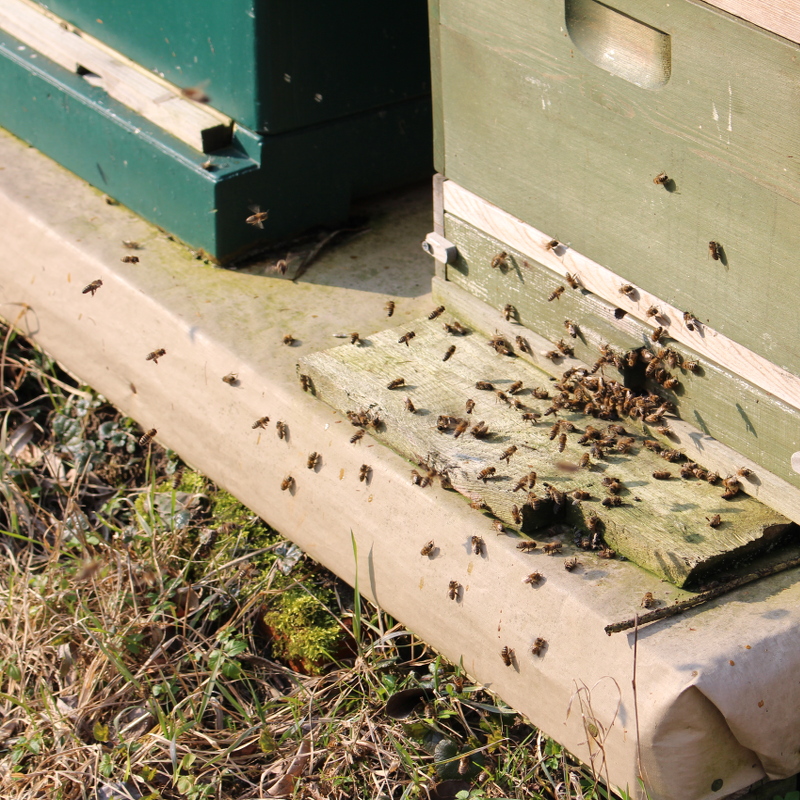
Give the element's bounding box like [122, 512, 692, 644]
[511, 504, 522, 524]
[404, 397, 416, 414]
[564, 319, 578, 338]
[653, 172, 669, 185]
[517, 541, 538, 553]
[619, 283, 636, 297]
[565, 272, 581, 289]
[475, 381, 495, 391]
[307, 452, 320, 470]
[641, 592, 657, 609]
[516, 335, 533, 354]
[453, 419, 469, 438]
[120, 255, 139, 264]
[420, 540, 435, 556]
[500, 646, 514, 666]
[602, 496, 623, 508]
[281, 476, 294, 491]
[652, 470, 671, 480]
[385, 300, 395, 317]
[139, 428, 157, 447]
[276, 421, 287, 439]
[299, 374, 312, 392]
[443, 345, 456, 361]
[522, 571, 542, 584]
[531, 638, 547, 656]
[548, 286, 565, 302]
[542, 542, 562, 555]
[478, 466, 496, 483]
[470, 421, 490, 439]
[707, 514, 722, 528]
[492, 520, 506, 535]
[82, 280, 103, 295]
[489, 334, 514, 356]
[146, 348, 166, 364]
[448, 580, 460, 600]
[444, 320, 468, 335]
[398, 331, 415, 346]
[500, 445, 517, 463]
[471, 535, 485, 555]
[503, 304, 517, 322]
[282, 334, 296, 346]
[359, 464, 371, 482]
[564, 557, 579, 572]
[222, 372, 238, 385]
[544, 239, 559, 252]
[490, 251, 508, 269]
[246, 205, 269, 229]
[387, 378, 405, 390]
[465, 398, 475, 415]
[252, 416, 269, 429]
[708, 241, 722, 261]
[429, 305, 445, 319]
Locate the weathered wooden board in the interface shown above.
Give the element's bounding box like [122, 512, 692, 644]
[299, 315, 794, 587]
[432, 276, 800, 529]
[431, 0, 800, 378]
[442, 211, 800, 491]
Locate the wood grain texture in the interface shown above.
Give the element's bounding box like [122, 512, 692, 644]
[443, 210, 800, 489]
[299, 313, 793, 587]
[434, 0, 800, 377]
[703, 0, 800, 44]
[443, 180, 800, 414]
[433, 276, 800, 528]
[0, 0, 232, 152]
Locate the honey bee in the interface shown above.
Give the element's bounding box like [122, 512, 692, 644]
[737, 467, 753, 478]
[643, 439, 662, 453]
[252, 416, 270, 429]
[521, 412, 541, 424]
[598, 547, 616, 559]
[443, 345, 456, 361]
[548, 286, 565, 302]
[662, 376, 679, 390]
[619, 284, 636, 296]
[386, 378, 405, 390]
[385, 301, 395, 317]
[602, 475, 622, 494]
[489, 334, 514, 356]
[299, 374, 312, 392]
[138, 428, 157, 446]
[646, 306, 661, 318]
[478, 466, 497, 483]
[307, 452, 320, 470]
[436, 415, 457, 431]
[222, 372, 238, 385]
[275, 421, 287, 439]
[564, 319, 579, 338]
[517, 541, 538, 552]
[122, 240, 141, 249]
[705, 471, 719, 484]
[590, 443, 605, 460]
[469, 496, 492, 512]
[465, 398, 475, 414]
[527, 492, 546, 511]
[650, 327, 665, 343]
[516, 335, 533, 354]
[458, 757, 469, 776]
[120, 255, 140, 264]
[532, 387, 550, 399]
[281, 476, 294, 491]
[641, 592, 657, 609]
[680, 463, 696, 478]
[444, 320, 468, 335]
[350, 429, 365, 444]
[500, 445, 517, 463]
[503, 304, 517, 321]
[181, 84, 211, 103]
[557, 433, 567, 453]
[429, 305, 446, 319]
[492, 520, 506, 535]
[471, 421, 490, 438]
[652, 470, 671, 480]
[282, 334, 296, 347]
[471, 535, 485, 555]
[531, 638, 547, 656]
[512, 476, 528, 492]
[653, 172, 669, 185]
[571, 489, 591, 501]
[453, 419, 469, 438]
[542, 542, 562, 555]
[708, 241, 722, 261]
[398, 331, 416, 346]
[661, 449, 683, 463]
[500, 646, 514, 666]
[723, 476, 741, 494]
[579, 452, 592, 470]
[448, 580, 460, 600]
[404, 397, 416, 414]
[602, 496, 623, 507]
[522, 571, 542, 584]
[490, 251, 508, 269]
[511, 504, 522, 524]
[245, 205, 269, 229]
[476, 381, 495, 391]
[564, 557, 579, 572]
[359, 464, 371, 482]
[707, 514, 722, 528]
[565, 272, 581, 289]
[683, 311, 699, 331]
[146, 348, 166, 364]
[683, 359, 700, 372]
[420, 540, 435, 556]
[82, 279, 103, 295]
[545, 350, 562, 361]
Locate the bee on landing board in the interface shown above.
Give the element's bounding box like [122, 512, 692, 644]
[548, 286, 565, 302]
[359, 464, 371, 482]
[564, 557, 579, 572]
[542, 542, 562, 555]
[500, 646, 514, 666]
[544, 238, 559, 251]
[500, 445, 517, 463]
[404, 397, 416, 414]
[420, 540, 435, 556]
[82, 280, 103, 295]
[708, 241, 722, 261]
[522, 571, 543, 584]
[299, 374, 312, 392]
[350, 429, 365, 445]
[307, 452, 320, 470]
[478, 466, 496, 483]
[387, 378, 405, 390]
[252, 416, 270, 429]
[146, 348, 166, 364]
[281, 476, 294, 491]
[138, 428, 157, 447]
[490, 251, 508, 269]
[398, 331, 416, 346]
[429, 305, 445, 319]
[385, 301, 395, 317]
[246, 205, 269, 229]
[653, 172, 669, 185]
[471, 535, 485, 555]
[122, 240, 141, 249]
[222, 372, 238, 385]
[465, 398, 475, 415]
[120, 255, 139, 264]
[565, 272, 581, 289]
[641, 592, 657, 609]
[443, 345, 456, 361]
[503, 304, 517, 322]
[531, 638, 547, 656]
[707, 514, 722, 528]
[448, 580, 460, 600]
[276, 421, 287, 439]
[517, 541, 538, 552]
[444, 320, 468, 335]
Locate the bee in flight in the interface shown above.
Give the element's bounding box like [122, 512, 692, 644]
[82, 280, 103, 296]
[139, 428, 157, 447]
[246, 205, 269, 229]
[146, 348, 166, 364]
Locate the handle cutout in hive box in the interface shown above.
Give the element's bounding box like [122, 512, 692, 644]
[565, 0, 671, 89]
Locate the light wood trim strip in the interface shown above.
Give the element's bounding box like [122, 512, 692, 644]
[0, 0, 232, 153]
[443, 179, 800, 414]
[702, 0, 800, 45]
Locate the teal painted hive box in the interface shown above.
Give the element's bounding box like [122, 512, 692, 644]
[0, 0, 432, 260]
[426, 0, 800, 519]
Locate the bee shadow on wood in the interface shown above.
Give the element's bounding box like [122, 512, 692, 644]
[735, 403, 757, 438]
[662, 178, 677, 193]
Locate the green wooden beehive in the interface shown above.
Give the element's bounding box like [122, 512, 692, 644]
[0, 0, 432, 260]
[426, 0, 800, 509]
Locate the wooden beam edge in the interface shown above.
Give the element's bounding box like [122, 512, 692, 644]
[432, 275, 800, 527]
[442, 179, 800, 415]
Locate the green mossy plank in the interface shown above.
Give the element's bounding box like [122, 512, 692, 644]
[434, 0, 800, 377]
[443, 212, 800, 491]
[299, 316, 793, 587]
